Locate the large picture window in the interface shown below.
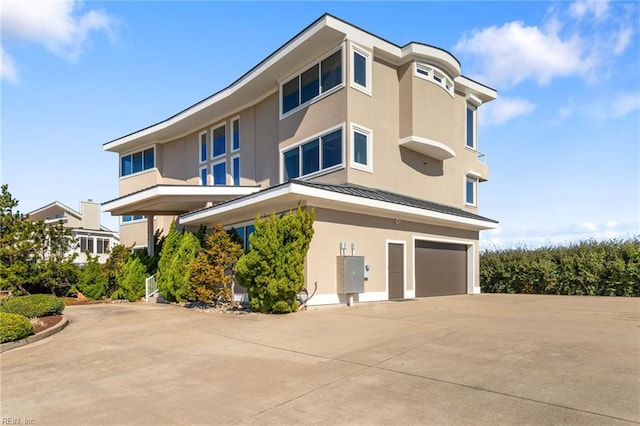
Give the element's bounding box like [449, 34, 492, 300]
[120, 147, 154, 177]
[281, 48, 343, 116]
[282, 127, 343, 181]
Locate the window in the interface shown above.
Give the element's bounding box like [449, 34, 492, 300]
[232, 118, 240, 151]
[281, 48, 343, 116]
[466, 104, 476, 149]
[212, 124, 226, 158]
[96, 238, 110, 254]
[282, 126, 343, 181]
[245, 225, 255, 252]
[200, 166, 208, 186]
[231, 156, 240, 186]
[120, 147, 155, 177]
[414, 62, 454, 97]
[465, 177, 477, 206]
[122, 215, 144, 223]
[199, 132, 207, 163]
[228, 224, 255, 252]
[351, 44, 371, 94]
[80, 236, 94, 254]
[350, 123, 373, 172]
[212, 161, 226, 185]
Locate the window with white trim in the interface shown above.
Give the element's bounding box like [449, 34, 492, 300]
[350, 123, 372, 172]
[199, 166, 208, 186]
[351, 44, 371, 95]
[414, 63, 454, 96]
[212, 160, 226, 185]
[231, 155, 240, 186]
[199, 131, 207, 163]
[80, 236, 94, 254]
[465, 176, 477, 206]
[120, 147, 155, 177]
[281, 48, 343, 116]
[231, 118, 240, 151]
[212, 124, 226, 158]
[466, 103, 477, 149]
[282, 127, 343, 181]
[96, 238, 110, 254]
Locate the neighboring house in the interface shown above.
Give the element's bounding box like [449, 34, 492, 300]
[27, 200, 120, 265]
[103, 14, 498, 305]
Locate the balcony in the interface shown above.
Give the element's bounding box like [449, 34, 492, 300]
[398, 136, 455, 160]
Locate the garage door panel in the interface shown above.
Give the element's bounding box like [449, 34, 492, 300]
[415, 241, 467, 297]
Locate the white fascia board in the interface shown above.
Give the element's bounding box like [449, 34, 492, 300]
[102, 186, 261, 212]
[401, 44, 460, 77]
[27, 201, 81, 219]
[455, 76, 497, 103]
[181, 182, 498, 230]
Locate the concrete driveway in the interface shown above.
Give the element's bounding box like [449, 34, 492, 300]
[1, 294, 638, 425]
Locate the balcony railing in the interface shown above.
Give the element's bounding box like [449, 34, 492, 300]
[477, 151, 487, 164]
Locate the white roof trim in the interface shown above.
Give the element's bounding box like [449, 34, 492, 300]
[399, 136, 456, 160]
[102, 185, 261, 212]
[27, 201, 82, 219]
[180, 182, 497, 230]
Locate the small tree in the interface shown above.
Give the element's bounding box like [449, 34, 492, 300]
[188, 225, 243, 304]
[103, 244, 131, 297]
[156, 222, 181, 300]
[31, 220, 79, 295]
[236, 206, 314, 313]
[113, 257, 147, 302]
[157, 223, 201, 303]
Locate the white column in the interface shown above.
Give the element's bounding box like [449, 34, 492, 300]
[147, 215, 155, 257]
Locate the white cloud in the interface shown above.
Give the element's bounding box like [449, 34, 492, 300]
[454, 21, 590, 87]
[0, 0, 114, 81]
[610, 93, 640, 118]
[613, 26, 633, 55]
[0, 45, 18, 83]
[569, 0, 610, 21]
[480, 97, 537, 126]
[579, 221, 598, 232]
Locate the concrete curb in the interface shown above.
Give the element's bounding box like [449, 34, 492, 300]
[0, 315, 69, 353]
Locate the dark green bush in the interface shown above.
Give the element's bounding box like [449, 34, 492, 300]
[0, 312, 33, 343]
[112, 257, 147, 302]
[0, 294, 65, 318]
[481, 238, 640, 296]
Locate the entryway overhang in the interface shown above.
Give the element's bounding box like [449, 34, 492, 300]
[102, 185, 262, 217]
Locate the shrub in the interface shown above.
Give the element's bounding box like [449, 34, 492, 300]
[480, 238, 640, 296]
[157, 226, 201, 303]
[236, 206, 314, 313]
[112, 257, 147, 302]
[0, 294, 65, 318]
[0, 312, 33, 343]
[77, 255, 108, 299]
[188, 225, 243, 303]
[103, 244, 131, 297]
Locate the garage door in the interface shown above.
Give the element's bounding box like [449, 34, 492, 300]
[415, 241, 467, 297]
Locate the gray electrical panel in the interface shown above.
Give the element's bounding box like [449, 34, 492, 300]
[337, 256, 365, 294]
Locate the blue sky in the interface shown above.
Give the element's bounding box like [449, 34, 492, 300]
[1, 1, 638, 248]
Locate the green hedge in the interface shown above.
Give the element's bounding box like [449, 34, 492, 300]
[480, 238, 640, 296]
[0, 294, 65, 318]
[0, 312, 34, 343]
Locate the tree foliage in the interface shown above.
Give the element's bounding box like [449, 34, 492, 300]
[78, 255, 108, 300]
[156, 222, 201, 302]
[112, 257, 147, 302]
[103, 244, 131, 297]
[188, 225, 243, 303]
[236, 206, 314, 313]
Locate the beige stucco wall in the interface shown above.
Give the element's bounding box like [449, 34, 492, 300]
[305, 207, 480, 305]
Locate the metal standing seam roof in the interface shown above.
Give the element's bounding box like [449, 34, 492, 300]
[179, 180, 498, 225]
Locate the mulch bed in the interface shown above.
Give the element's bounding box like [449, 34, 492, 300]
[31, 315, 63, 334]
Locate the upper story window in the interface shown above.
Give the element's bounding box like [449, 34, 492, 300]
[212, 124, 226, 158]
[200, 166, 208, 186]
[465, 176, 477, 207]
[212, 160, 226, 185]
[466, 104, 477, 149]
[282, 126, 344, 181]
[414, 63, 454, 97]
[120, 147, 154, 177]
[231, 118, 240, 151]
[122, 215, 144, 223]
[199, 131, 207, 163]
[280, 48, 343, 117]
[350, 123, 373, 173]
[350, 43, 371, 95]
[231, 155, 240, 186]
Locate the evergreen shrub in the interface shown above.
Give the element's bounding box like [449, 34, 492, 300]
[0, 294, 65, 318]
[0, 312, 33, 343]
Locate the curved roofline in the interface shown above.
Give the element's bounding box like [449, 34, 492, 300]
[104, 14, 476, 152]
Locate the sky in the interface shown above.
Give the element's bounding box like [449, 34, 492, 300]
[1, 0, 638, 249]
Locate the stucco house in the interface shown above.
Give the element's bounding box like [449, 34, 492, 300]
[26, 200, 120, 265]
[103, 14, 498, 305]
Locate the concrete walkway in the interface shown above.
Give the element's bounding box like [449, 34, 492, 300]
[0, 294, 638, 425]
